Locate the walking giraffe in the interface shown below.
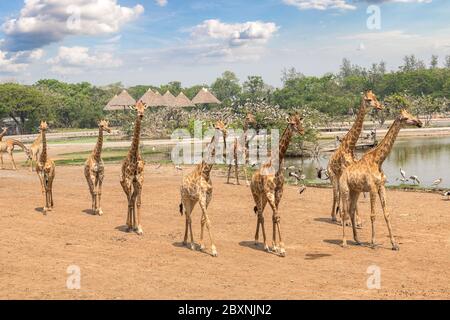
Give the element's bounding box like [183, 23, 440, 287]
[84, 120, 111, 216]
[179, 120, 228, 257]
[250, 114, 304, 257]
[36, 121, 55, 214]
[120, 101, 147, 235]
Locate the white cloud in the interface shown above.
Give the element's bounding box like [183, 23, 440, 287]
[283, 0, 432, 10]
[47, 46, 122, 75]
[2, 0, 144, 51]
[0, 48, 44, 73]
[155, 0, 168, 7]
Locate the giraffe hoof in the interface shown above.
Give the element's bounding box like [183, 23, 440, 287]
[190, 243, 196, 251]
[211, 251, 218, 257]
[97, 210, 103, 216]
[279, 248, 286, 257]
[264, 245, 270, 252]
[199, 244, 206, 251]
[392, 244, 400, 251]
[135, 228, 144, 236]
[341, 242, 348, 248]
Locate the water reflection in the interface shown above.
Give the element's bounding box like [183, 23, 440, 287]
[285, 136, 450, 188]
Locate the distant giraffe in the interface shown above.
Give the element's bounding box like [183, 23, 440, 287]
[0, 138, 30, 170]
[339, 109, 422, 250]
[28, 132, 42, 172]
[227, 113, 256, 185]
[120, 101, 147, 235]
[84, 120, 111, 216]
[36, 121, 55, 214]
[250, 114, 304, 257]
[327, 90, 383, 226]
[179, 120, 228, 257]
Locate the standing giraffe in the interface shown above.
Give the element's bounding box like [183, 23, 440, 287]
[339, 109, 422, 250]
[227, 113, 256, 185]
[179, 120, 228, 257]
[250, 114, 304, 257]
[36, 121, 55, 214]
[28, 132, 42, 172]
[120, 101, 147, 235]
[327, 90, 383, 225]
[84, 120, 111, 216]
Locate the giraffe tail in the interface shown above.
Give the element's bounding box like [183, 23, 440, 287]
[253, 206, 258, 215]
[179, 203, 184, 216]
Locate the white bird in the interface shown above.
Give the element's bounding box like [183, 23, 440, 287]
[287, 166, 296, 171]
[409, 175, 421, 185]
[155, 163, 161, 169]
[289, 171, 305, 181]
[175, 165, 183, 171]
[431, 178, 443, 187]
[400, 168, 406, 180]
[443, 191, 450, 200]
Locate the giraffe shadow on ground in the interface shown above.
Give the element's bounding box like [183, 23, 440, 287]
[323, 239, 372, 248]
[314, 217, 339, 226]
[34, 207, 44, 213]
[82, 209, 96, 215]
[115, 225, 130, 233]
[305, 253, 332, 260]
[238, 241, 283, 257]
[171, 242, 214, 257]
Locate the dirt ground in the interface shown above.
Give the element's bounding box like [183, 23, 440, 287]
[0, 160, 449, 300]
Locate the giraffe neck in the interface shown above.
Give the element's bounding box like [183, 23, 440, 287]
[39, 130, 47, 163]
[201, 133, 218, 177]
[33, 132, 42, 147]
[0, 128, 7, 140]
[277, 124, 294, 171]
[129, 115, 142, 163]
[365, 117, 402, 165]
[340, 98, 368, 152]
[93, 127, 104, 161]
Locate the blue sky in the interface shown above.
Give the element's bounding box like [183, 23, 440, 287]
[0, 0, 449, 87]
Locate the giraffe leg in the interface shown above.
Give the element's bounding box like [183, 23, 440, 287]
[369, 190, 377, 248]
[265, 192, 281, 254]
[0, 152, 4, 169]
[242, 164, 250, 186]
[378, 186, 399, 251]
[226, 164, 232, 184]
[181, 199, 191, 246]
[120, 178, 132, 231]
[37, 172, 48, 214]
[234, 159, 239, 185]
[199, 198, 217, 257]
[8, 150, 17, 170]
[85, 169, 96, 213]
[254, 198, 268, 251]
[330, 174, 340, 223]
[97, 172, 104, 216]
[135, 183, 144, 235]
[47, 169, 55, 210]
[349, 191, 361, 245]
[340, 182, 350, 248]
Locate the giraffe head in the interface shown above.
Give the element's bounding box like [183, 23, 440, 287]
[287, 113, 305, 135]
[364, 90, 383, 110]
[98, 120, 112, 133]
[39, 121, 48, 132]
[214, 120, 228, 136]
[134, 100, 147, 119]
[398, 109, 423, 128]
[245, 113, 256, 126]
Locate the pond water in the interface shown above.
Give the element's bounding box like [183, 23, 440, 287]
[285, 136, 450, 189]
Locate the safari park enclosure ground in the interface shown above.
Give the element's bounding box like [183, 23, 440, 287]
[0, 147, 449, 300]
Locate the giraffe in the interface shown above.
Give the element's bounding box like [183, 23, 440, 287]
[120, 101, 147, 235]
[35, 121, 56, 214]
[327, 90, 383, 226]
[84, 120, 112, 216]
[339, 109, 422, 250]
[0, 138, 31, 170]
[250, 114, 305, 257]
[179, 120, 228, 257]
[28, 132, 42, 172]
[227, 113, 256, 185]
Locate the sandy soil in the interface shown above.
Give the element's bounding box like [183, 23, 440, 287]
[1, 161, 449, 300]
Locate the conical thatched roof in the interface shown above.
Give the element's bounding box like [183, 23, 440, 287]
[145, 90, 166, 107]
[174, 92, 194, 107]
[162, 91, 177, 107]
[104, 90, 136, 110]
[192, 88, 221, 105]
[140, 88, 156, 106]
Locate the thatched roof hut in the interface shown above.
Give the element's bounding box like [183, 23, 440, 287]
[104, 90, 136, 111]
[192, 88, 221, 105]
[174, 92, 194, 107]
[162, 91, 177, 107]
[139, 88, 155, 105]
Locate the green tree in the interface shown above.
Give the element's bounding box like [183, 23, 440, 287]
[211, 71, 241, 105]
